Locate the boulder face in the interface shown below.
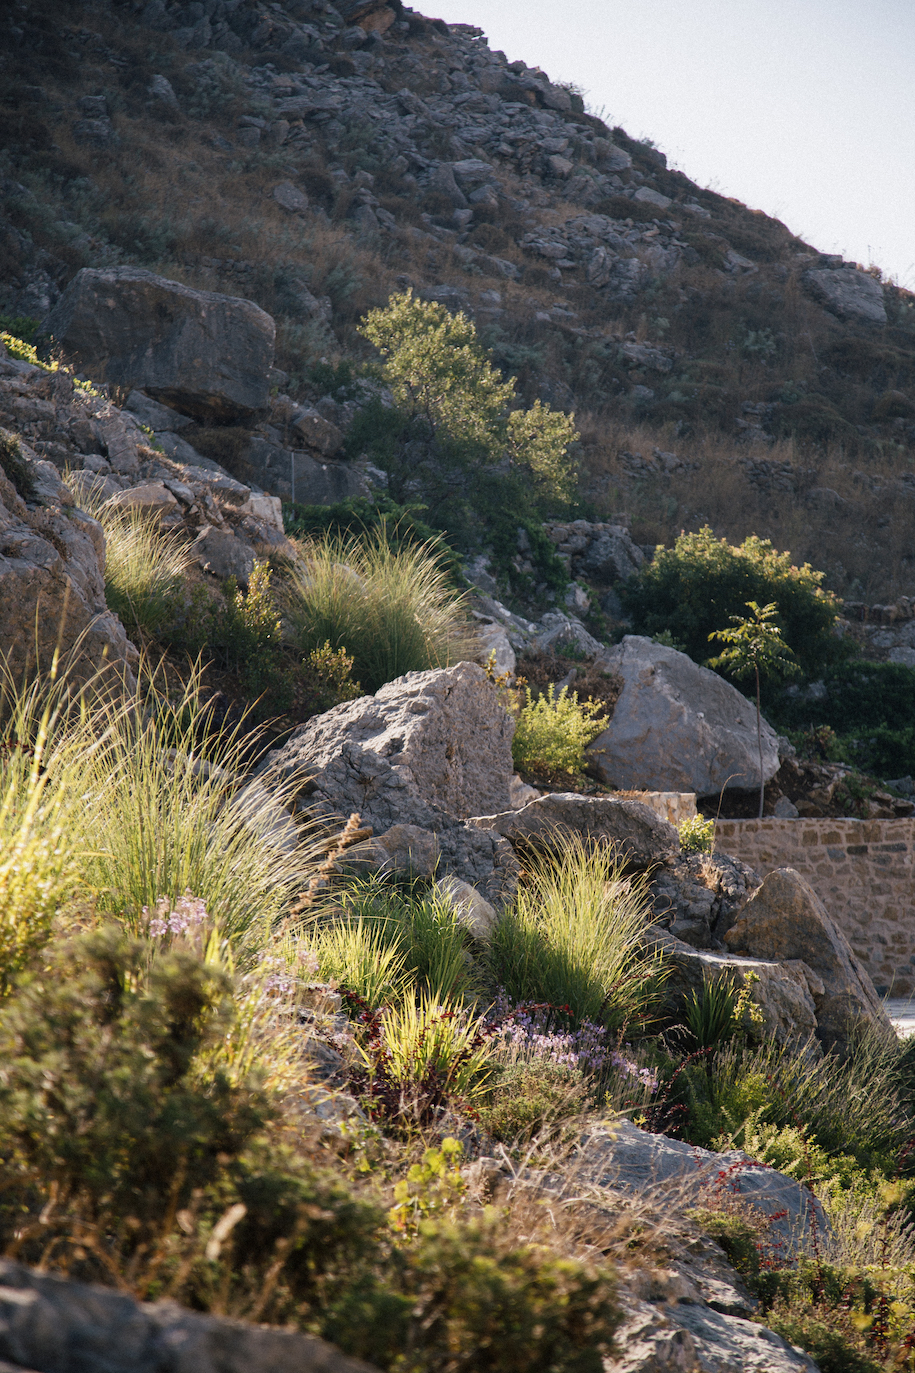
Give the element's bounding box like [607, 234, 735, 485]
[0, 436, 136, 684]
[724, 867, 893, 1054]
[42, 267, 276, 421]
[586, 635, 780, 794]
[803, 266, 887, 325]
[259, 663, 520, 905]
[470, 793, 678, 871]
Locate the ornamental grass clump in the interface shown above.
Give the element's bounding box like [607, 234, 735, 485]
[0, 656, 83, 990]
[65, 476, 191, 641]
[286, 522, 473, 693]
[71, 666, 321, 957]
[485, 838, 664, 1032]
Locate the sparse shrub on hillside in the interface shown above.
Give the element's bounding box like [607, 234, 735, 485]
[358, 291, 578, 522]
[678, 814, 715, 853]
[286, 523, 473, 694]
[623, 526, 840, 682]
[775, 660, 915, 778]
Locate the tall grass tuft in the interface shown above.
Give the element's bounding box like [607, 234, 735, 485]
[486, 837, 663, 1031]
[328, 877, 476, 1002]
[69, 666, 320, 958]
[0, 655, 83, 989]
[286, 522, 474, 693]
[66, 476, 190, 640]
[315, 917, 409, 1009]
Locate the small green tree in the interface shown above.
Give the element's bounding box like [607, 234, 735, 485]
[709, 601, 800, 817]
[359, 290, 578, 503]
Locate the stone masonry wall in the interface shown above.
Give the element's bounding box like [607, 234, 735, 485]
[714, 818, 915, 996]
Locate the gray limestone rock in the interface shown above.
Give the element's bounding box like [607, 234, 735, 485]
[191, 525, 257, 584]
[259, 663, 520, 905]
[724, 866, 893, 1054]
[0, 1258, 379, 1373]
[42, 267, 275, 421]
[0, 439, 136, 685]
[804, 266, 887, 325]
[586, 636, 780, 795]
[470, 792, 678, 871]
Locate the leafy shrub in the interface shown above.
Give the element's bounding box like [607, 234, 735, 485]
[622, 526, 840, 682]
[678, 814, 714, 853]
[336, 1215, 621, 1373]
[511, 686, 608, 784]
[206, 562, 285, 695]
[298, 641, 363, 713]
[0, 928, 267, 1259]
[477, 1059, 591, 1142]
[286, 523, 473, 694]
[485, 839, 663, 1032]
[0, 315, 39, 344]
[775, 660, 915, 777]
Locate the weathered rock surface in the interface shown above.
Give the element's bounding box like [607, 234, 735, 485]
[803, 265, 887, 324]
[648, 852, 761, 948]
[42, 267, 276, 421]
[0, 433, 136, 683]
[608, 1294, 818, 1373]
[580, 1120, 829, 1256]
[259, 663, 520, 904]
[0, 1258, 379, 1373]
[724, 866, 893, 1053]
[587, 636, 780, 794]
[650, 929, 823, 1051]
[470, 792, 678, 871]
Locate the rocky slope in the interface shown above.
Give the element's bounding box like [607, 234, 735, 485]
[2, 0, 915, 598]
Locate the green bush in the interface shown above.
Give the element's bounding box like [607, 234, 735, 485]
[622, 526, 840, 682]
[678, 814, 714, 853]
[286, 523, 473, 694]
[511, 686, 608, 784]
[485, 839, 663, 1032]
[477, 1060, 591, 1143]
[775, 660, 915, 777]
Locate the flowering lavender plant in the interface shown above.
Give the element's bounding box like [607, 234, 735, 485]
[487, 998, 658, 1094]
[144, 891, 209, 939]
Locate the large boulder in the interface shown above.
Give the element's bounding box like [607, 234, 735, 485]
[0, 436, 136, 684]
[803, 266, 887, 325]
[0, 1257, 379, 1373]
[648, 852, 761, 948]
[258, 663, 520, 905]
[649, 929, 822, 1050]
[470, 793, 678, 871]
[42, 267, 275, 421]
[579, 1119, 829, 1257]
[724, 867, 893, 1054]
[586, 636, 780, 794]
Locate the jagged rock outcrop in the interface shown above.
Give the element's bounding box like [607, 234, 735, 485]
[586, 636, 781, 794]
[259, 662, 520, 905]
[470, 792, 678, 871]
[0, 421, 136, 683]
[803, 264, 887, 325]
[724, 866, 893, 1054]
[42, 267, 276, 421]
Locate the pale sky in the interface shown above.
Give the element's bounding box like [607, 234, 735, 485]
[425, 0, 915, 290]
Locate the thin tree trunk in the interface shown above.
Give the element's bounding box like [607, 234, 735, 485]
[755, 664, 764, 819]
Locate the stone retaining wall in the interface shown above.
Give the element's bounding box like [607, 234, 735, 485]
[626, 792, 697, 827]
[714, 818, 915, 996]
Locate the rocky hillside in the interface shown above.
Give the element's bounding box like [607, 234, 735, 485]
[2, 0, 915, 601]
